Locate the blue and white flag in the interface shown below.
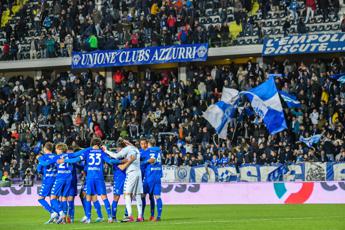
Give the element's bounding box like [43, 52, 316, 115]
[267, 164, 289, 181]
[329, 72, 345, 80]
[338, 76, 345, 84]
[279, 90, 301, 108]
[268, 73, 283, 78]
[32, 141, 42, 154]
[299, 134, 322, 148]
[241, 77, 287, 135]
[203, 88, 239, 139]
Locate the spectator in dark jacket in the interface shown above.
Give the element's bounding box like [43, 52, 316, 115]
[297, 18, 307, 34]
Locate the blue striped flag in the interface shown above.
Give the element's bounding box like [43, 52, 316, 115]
[203, 88, 239, 139]
[279, 91, 301, 108]
[299, 134, 322, 148]
[241, 77, 287, 135]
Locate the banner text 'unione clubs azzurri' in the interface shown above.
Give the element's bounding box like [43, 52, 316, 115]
[71, 43, 209, 69]
[262, 33, 345, 56]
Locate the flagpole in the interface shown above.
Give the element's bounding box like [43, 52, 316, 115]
[231, 113, 243, 143]
[231, 118, 238, 143]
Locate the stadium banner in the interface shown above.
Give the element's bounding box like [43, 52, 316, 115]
[1, 182, 345, 206]
[284, 163, 305, 181]
[162, 166, 191, 183]
[239, 164, 260, 182]
[161, 166, 176, 183]
[216, 166, 238, 182]
[262, 33, 345, 56]
[305, 162, 327, 181]
[162, 163, 344, 182]
[189, 166, 217, 183]
[174, 166, 191, 183]
[71, 43, 209, 69]
[329, 162, 345, 181]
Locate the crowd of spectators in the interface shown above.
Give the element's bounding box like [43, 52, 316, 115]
[0, 0, 343, 60]
[1, 57, 345, 182]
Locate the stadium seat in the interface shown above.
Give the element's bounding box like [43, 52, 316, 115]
[317, 25, 325, 31]
[266, 21, 273, 27]
[325, 24, 332, 31]
[212, 16, 221, 23]
[274, 28, 281, 35]
[206, 9, 213, 16]
[333, 24, 340, 30]
[238, 39, 245, 45]
[227, 15, 234, 21]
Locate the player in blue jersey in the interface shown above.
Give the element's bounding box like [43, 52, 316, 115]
[111, 149, 135, 222]
[36, 142, 59, 224]
[144, 139, 163, 221]
[140, 138, 156, 221]
[65, 146, 84, 223]
[38, 143, 89, 224]
[78, 164, 105, 223]
[60, 138, 125, 224]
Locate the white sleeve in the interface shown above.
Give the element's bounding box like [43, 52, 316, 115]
[104, 149, 118, 158]
[105, 148, 127, 159]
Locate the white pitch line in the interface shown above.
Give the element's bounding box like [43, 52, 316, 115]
[71, 216, 345, 230]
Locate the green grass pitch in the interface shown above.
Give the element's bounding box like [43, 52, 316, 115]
[0, 204, 344, 230]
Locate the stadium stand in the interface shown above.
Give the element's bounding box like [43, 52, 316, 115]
[0, 0, 343, 60]
[0, 0, 344, 182]
[0, 58, 345, 182]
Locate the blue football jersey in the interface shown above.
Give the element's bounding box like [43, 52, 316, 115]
[55, 153, 75, 181]
[81, 148, 117, 180]
[113, 165, 126, 179]
[38, 154, 57, 183]
[140, 148, 150, 176]
[145, 146, 163, 182]
[221, 157, 229, 165]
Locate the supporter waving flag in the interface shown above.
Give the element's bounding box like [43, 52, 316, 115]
[329, 72, 345, 80]
[203, 88, 239, 139]
[279, 90, 301, 108]
[299, 134, 322, 148]
[338, 76, 345, 84]
[241, 77, 287, 135]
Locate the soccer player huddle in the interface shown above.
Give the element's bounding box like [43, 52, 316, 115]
[36, 137, 163, 224]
